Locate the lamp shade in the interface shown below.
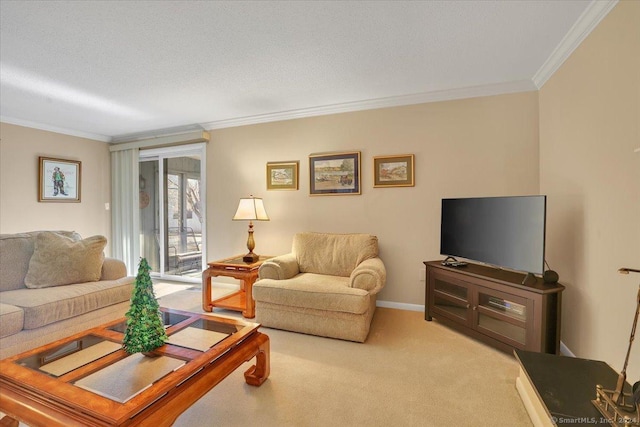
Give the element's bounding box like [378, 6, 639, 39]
[233, 196, 269, 221]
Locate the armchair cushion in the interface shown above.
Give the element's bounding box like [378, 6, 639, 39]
[293, 232, 378, 277]
[253, 273, 369, 314]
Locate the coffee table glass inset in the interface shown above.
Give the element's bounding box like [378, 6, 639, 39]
[0, 307, 270, 426]
[17, 311, 194, 379]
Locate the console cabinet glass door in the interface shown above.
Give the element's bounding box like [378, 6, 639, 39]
[475, 288, 530, 349]
[431, 276, 470, 324]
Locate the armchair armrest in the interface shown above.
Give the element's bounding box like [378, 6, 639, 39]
[350, 257, 386, 294]
[258, 253, 300, 280]
[100, 257, 128, 281]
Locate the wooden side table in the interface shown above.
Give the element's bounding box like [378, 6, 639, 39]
[202, 255, 271, 318]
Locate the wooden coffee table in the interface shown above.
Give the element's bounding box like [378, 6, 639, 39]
[202, 255, 272, 318]
[0, 308, 269, 427]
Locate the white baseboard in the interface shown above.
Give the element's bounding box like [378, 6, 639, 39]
[376, 300, 424, 312]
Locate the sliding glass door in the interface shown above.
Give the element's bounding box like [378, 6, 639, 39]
[139, 144, 206, 282]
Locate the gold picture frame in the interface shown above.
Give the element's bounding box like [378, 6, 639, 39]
[266, 161, 299, 190]
[38, 156, 82, 202]
[373, 154, 415, 188]
[309, 151, 361, 196]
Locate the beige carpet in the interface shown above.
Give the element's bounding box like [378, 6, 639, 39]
[3, 283, 532, 426]
[155, 285, 533, 427]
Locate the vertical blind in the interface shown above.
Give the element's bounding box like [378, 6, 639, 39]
[110, 148, 140, 275]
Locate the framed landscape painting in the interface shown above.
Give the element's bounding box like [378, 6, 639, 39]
[373, 154, 414, 188]
[266, 161, 299, 190]
[309, 151, 361, 196]
[38, 156, 81, 202]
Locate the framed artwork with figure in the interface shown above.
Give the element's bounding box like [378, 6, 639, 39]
[38, 157, 81, 202]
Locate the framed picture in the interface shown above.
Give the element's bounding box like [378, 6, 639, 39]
[373, 154, 415, 188]
[38, 156, 81, 202]
[309, 151, 361, 195]
[266, 161, 299, 190]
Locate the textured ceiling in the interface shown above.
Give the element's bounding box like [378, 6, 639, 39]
[0, 1, 605, 141]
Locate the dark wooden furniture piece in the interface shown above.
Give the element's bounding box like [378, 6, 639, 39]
[424, 261, 564, 354]
[515, 349, 636, 426]
[0, 308, 270, 427]
[202, 255, 271, 319]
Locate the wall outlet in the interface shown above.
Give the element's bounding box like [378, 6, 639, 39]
[104, 203, 110, 210]
[419, 268, 426, 282]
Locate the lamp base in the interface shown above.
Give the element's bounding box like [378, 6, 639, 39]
[242, 252, 259, 263]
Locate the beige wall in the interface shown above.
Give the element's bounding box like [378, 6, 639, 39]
[540, 0, 640, 379]
[206, 91, 540, 307]
[0, 92, 539, 306]
[0, 92, 540, 307]
[0, 123, 113, 253]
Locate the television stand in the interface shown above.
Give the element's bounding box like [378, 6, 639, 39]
[522, 272, 537, 286]
[424, 260, 565, 354]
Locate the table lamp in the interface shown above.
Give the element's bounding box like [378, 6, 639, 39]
[233, 195, 269, 262]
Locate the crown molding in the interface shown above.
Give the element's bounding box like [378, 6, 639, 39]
[201, 79, 537, 130]
[533, 0, 618, 89]
[109, 130, 210, 152]
[0, 79, 538, 138]
[0, 115, 111, 142]
[110, 124, 206, 144]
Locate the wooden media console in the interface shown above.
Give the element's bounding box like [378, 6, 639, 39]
[424, 261, 564, 354]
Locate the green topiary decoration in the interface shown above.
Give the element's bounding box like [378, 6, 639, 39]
[123, 258, 167, 354]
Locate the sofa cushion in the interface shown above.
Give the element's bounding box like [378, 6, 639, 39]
[25, 232, 107, 289]
[0, 233, 32, 292]
[1, 277, 133, 330]
[0, 303, 24, 338]
[100, 257, 128, 281]
[292, 232, 378, 277]
[0, 231, 81, 291]
[253, 273, 370, 314]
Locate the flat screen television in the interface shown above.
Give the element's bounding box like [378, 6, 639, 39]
[440, 195, 546, 275]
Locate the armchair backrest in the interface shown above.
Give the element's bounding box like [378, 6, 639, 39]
[292, 232, 379, 277]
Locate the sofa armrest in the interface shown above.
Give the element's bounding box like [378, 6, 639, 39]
[350, 257, 386, 294]
[258, 253, 300, 280]
[100, 257, 128, 281]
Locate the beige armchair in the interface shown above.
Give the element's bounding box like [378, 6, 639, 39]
[253, 232, 386, 342]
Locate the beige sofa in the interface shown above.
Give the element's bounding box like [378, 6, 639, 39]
[253, 232, 386, 342]
[0, 231, 135, 358]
